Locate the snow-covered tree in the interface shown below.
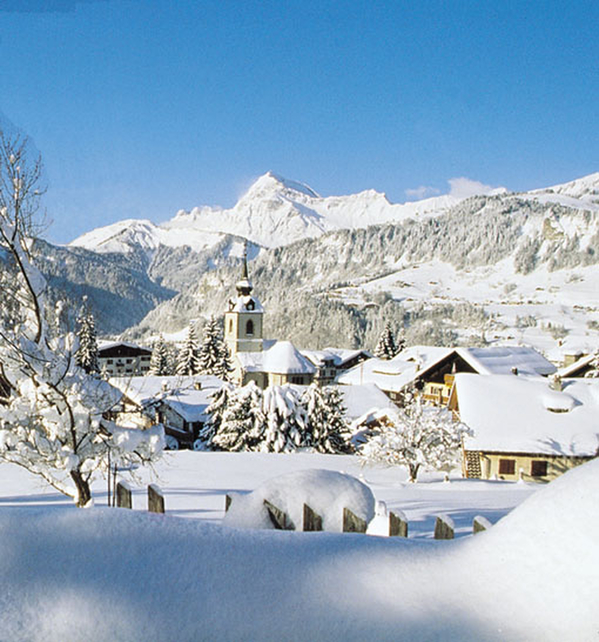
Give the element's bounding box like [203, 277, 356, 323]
[198, 316, 231, 379]
[211, 382, 264, 451]
[262, 384, 308, 453]
[374, 322, 401, 360]
[358, 390, 471, 482]
[302, 383, 350, 453]
[214, 340, 233, 382]
[75, 298, 99, 375]
[0, 129, 164, 506]
[149, 333, 170, 375]
[176, 322, 201, 375]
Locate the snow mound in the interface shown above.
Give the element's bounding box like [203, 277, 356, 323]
[459, 457, 599, 639]
[223, 469, 375, 532]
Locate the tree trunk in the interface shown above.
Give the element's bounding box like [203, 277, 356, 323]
[408, 463, 420, 483]
[71, 469, 92, 507]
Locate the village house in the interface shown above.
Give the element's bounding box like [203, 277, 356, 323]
[301, 348, 371, 385]
[449, 373, 599, 482]
[337, 345, 556, 405]
[109, 374, 225, 450]
[98, 341, 152, 377]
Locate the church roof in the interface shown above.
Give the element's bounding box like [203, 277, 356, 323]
[236, 341, 316, 375]
[263, 341, 316, 375]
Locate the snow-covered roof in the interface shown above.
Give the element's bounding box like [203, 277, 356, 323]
[98, 340, 151, 354]
[263, 341, 316, 375]
[337, 345, 555, 392]
[109, 374, 225, 421]
[339, 383, 397, 420]
[301, 347, 371, 368]
[457, 346, 556, 376]
[455, 373, 599, 456]
[236, 341, 315, 375]
[337, 346, 450, 392]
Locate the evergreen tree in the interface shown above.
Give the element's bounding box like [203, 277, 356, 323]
[302, 383, 351, 453]
[199, 383, 235, 446]
[198, 316, 222, 375]
[198, 316, 232, 378]
[75, 299, 99, 375]
[176, 322, 201, 375]
[374, 322, 400, 360]
[211, 382, 264, 451]
[262, 384, 308, 453]
[149, 333, 170, 375]
[214, 340, 234, 382]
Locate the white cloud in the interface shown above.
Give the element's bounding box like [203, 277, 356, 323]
[404, 185, 441, 200]
[448, 177, 494, 199]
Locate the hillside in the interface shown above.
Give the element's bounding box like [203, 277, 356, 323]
[36, 171, 599, 353]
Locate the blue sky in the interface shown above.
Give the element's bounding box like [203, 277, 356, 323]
[1, 0, 597, 244]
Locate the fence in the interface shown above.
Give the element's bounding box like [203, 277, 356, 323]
[116, 482, 165, 514]
[225, 495, 492, 538]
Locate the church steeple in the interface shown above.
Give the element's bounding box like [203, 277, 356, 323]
[236, 242, 253, 296]
[224, 242, 264, 355]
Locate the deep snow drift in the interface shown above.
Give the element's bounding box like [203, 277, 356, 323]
[0, 455, 596, 640]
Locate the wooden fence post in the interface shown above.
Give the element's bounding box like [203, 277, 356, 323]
[434, 514, 454, 540]
[389, 510, 408, 537]
[264, 499, 294, 530]
[473, 515, 492, 534]
[148, 484, 165, 514]
[303, 504, 323, 531]
[343, 507, 367, 533]
[116, 481, 132, 509]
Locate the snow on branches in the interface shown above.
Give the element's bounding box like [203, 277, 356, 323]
[0, 130, 164, 506]
[202, 382, 350, 454]
[358, 390, 472, 482]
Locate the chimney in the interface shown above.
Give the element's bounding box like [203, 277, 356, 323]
[511, 367, 518, 375]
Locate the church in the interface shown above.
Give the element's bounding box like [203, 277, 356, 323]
[223, 251, 316, 388]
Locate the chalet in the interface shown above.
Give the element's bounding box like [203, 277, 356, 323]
[98, 341, 152, 377]
[337, 345, 556, 405]
[109, 374, 225, 450]
[450, 373, 599, 482]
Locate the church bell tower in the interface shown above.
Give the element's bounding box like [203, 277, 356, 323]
[224, 245, 263, 355]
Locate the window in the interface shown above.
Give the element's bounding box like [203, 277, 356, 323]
[246, 319, 254, 336]
[531, 460, 548, 477]
[229, 319, 233, 332]
[498, 459, 515, 475]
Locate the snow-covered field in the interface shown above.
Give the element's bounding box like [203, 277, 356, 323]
[0, 451, 597, 640]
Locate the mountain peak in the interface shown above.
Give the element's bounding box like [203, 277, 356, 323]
[245, 172, 320, 199]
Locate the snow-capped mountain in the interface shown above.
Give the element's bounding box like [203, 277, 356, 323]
[70, 171, 491, 253]
[70, 171, 599, 256]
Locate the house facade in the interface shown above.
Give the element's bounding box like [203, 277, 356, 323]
[450, 373, 598, 482]
[98, 341, 152, 377]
